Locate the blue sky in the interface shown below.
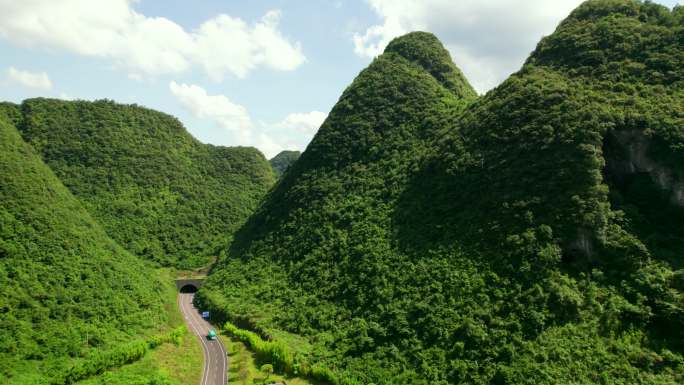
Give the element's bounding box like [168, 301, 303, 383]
[0, 0, 680, 158]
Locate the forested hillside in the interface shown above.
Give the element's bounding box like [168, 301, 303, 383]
[10, 98, 275, 268]
[0, 114, 168, 383]
[270, 150, 301, 178]
[198, 2, 684, 384]
[198, 31, 480, 383]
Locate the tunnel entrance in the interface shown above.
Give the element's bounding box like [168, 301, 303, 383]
[179, 284, 198, 293]
[175, 278, 203, 291]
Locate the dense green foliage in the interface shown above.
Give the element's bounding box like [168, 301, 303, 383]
[223, 321, 351, 385]
[270, 150, 301, 178]
[384, 31, 477, 99]
[199, 3, 684, 384]
[0, 115, 170, 383]
[54, 326, 185, 385]
[0, 102, 22, 127]
[13, 98, 275, 268]
[224, 322, 294, 374]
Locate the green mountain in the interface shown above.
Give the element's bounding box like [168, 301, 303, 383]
[11, 98, 275, 268]
[0, 113, 167, 383]
[198, 31, 478, 382]
[198, 2, 684, 384]
[270, 150, 301, 178]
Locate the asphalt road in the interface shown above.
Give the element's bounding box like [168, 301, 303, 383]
[178, 293, 227, 385]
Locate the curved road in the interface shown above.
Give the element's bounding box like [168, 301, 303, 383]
[178, 293, 227, 385]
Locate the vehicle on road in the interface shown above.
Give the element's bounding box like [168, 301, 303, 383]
[207, 329, 217, 340]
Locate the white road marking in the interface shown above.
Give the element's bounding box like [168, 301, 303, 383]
[178, 293, 227, 385]
[179, 294, 210, 385]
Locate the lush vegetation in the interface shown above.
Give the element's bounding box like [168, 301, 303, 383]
[270, 150, 302, 178]
[55, 326, 185, 385]
[11, 98, 275, 268]
[0, 115, 171, 383]
[73, 354, 174, 385]
[63, 326, 186, 385]
[72, 269, 204, 385]
[199, 3, 684, 384]
[223, 333, 317, 385]
[223, 322, 335, 384]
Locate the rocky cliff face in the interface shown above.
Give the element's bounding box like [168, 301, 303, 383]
[607, 128, 684, 207]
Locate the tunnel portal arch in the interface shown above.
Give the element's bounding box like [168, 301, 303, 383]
[175, 278, 204, 292]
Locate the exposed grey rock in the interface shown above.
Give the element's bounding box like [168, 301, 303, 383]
[613, 129, 683, 207]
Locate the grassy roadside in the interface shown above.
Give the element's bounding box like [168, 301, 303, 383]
[75, 329, 203, 385]
[221, 334, 320, 385]
[145, 268, 203, 384]
[74, 268, 203, 385]
[150, 331, 202, 384]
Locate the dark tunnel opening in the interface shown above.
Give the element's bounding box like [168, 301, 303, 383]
[179, 284, 198, 293]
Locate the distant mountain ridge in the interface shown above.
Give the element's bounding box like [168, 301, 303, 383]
[270, 150, 301, 178]
[199, 2, 684, 384]
[10, 98, 275, 268]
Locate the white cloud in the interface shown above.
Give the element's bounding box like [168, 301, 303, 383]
[6, 66, 52, 89]
[193, 10, 305, 81]
[253, 132, 288, 160]
[169, 81, 252, 142]
[169, 81, 326, 158]
[275, 111, 328, 135]
[257, 111, 327, 157]
[0, 0, 305, 80]
[354, 0, 584, 93]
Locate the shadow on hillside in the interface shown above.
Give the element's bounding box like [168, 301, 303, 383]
[391, 156, 530, 273]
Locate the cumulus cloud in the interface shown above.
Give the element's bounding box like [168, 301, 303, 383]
[169, 81, 252, 142]
[0, 0, 305, 80]
[169, 81, 326, 158]
[354, 0, 584, 93]
[194, 10, 305, 81]
[258, 111, 327, 156]
[275, 111, 328, 135]
[6, 66, 52, 89]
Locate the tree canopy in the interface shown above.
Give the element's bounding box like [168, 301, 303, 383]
[198, 2, 684, 384]
[270, 150, 301, 178]
[12, 98, 275, 268]
[0, 114, 168, 383]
